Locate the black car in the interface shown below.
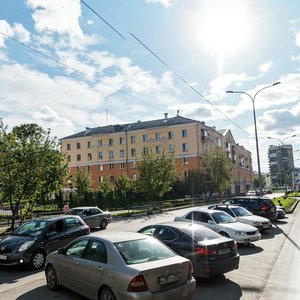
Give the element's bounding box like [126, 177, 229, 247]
[138, 222, 240, 279]
[223, 196, 277, 220]
[0, 215, 90, 270]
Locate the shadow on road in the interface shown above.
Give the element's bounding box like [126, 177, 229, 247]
[0, 265, 40, 285]
[194, 275, 242, 299]
[237, 243, 263, 256]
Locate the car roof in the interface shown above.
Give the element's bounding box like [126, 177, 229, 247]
[70, 206, 98, 209]
[36, 215, 81, 221]
[90, 231, 149, 243]
[144, 221, 212, 231]
[212, 204, 242, 209]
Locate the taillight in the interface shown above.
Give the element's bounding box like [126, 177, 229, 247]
[261, 204, 270, 211]
[127, 275, 148, 292]
[188, 261, 193, 279]
[196, 247, 217, 255]
[232, 241, 237, 252]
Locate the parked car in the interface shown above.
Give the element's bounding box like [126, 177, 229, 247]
[0, 215, 90, 270]
[223, 196, 277, 220]
[174, 208, 261, 245]
[45, 232, 196, 300]
[65, 206, 112, 229]
[137, 222, 240, 279]
[276, 206, 286, 219]
[208, 204, 272, 232]
[246, 190, 256, 196]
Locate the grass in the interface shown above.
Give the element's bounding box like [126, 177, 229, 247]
[272, 197, 296, 211]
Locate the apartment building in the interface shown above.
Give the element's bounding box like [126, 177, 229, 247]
[60, 113, 252, 192]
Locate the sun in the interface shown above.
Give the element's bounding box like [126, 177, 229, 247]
[188, 0, 253, 57]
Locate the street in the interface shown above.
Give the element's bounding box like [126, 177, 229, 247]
[0, 197, 299, 300]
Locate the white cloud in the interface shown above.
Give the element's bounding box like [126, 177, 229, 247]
[259, 61, 273, 73]
[145, 0, 174, 8]
[26, 0, 83, 37]
[0, 20, 14, 47]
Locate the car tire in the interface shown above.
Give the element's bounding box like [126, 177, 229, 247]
[99, 287, 116, 300]
[100, 219, 108, 230]
[46, 265, 59, 290]
[219, 232, 230, 238]
[30, 250, 46, 270]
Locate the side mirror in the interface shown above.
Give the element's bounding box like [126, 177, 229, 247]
[208, 220, 214, 224]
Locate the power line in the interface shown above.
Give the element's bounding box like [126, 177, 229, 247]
[0, 31, 143, 102]
[80, 0, 126, 40]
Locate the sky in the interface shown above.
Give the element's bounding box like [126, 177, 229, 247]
[0, 0, 300, 173]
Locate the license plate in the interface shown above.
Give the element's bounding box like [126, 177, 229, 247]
[159, 273, 180, 285]
[0, 254, 7, 260]
[218, 248, 230, 255]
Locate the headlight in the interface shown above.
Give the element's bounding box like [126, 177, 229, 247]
[18, 241, 35, 252]
[253, 222, 260, 226]
[234, 231, 246, 235]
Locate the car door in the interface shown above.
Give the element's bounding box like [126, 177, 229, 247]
[81, 209, 94, 228]
[75, 239, 107, 299]
[61, 217, 86, 247]
[44, 220, 66, 254]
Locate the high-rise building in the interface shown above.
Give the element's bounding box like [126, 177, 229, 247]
[60, 113, 252, 193]
[268, 144, 295, 187]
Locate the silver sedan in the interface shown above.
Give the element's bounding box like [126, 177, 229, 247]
[45, 232, 196, 300]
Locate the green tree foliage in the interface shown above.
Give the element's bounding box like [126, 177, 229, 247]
[202, 146, 234, 198]
[253, 175, 266, 189]
[115, 174, 133, 208]
[70, 169, 93, 206]
[137, 150, 177, 204]
[0, 121, 68, 229]
[184, 169, 208, 197]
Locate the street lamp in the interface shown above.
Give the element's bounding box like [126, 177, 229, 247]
[226, 82, 281, 195]
[267, 135, 296, 195]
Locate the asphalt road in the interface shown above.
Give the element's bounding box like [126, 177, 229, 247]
[0, 194, 299, 300]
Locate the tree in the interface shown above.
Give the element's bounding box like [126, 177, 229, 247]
[253, 175, 266, 189]
[115, 174, 133, 208]
[0, 121, 68, 229]
[184, 169, 208, 197]
[137, 150, 177, 206]
[202, 146, 234, 198]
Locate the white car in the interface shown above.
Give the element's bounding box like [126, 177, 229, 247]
[246, 190, 256, 196]
[174, 208, 261, 245]
[208, 205, 272, 232]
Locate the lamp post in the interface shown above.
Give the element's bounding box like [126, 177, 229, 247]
[267, 135, 296, 196]
[226, 82, 281, 196]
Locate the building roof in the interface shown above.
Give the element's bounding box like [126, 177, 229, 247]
[61, 115, 199, 140]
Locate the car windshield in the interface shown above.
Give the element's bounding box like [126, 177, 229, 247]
[182, 225, 221, 240]
[212, 211, 236, 224]
[115, 237, 175, 265]
[231, 207, 252, 217]
[13, 220, 48, 237]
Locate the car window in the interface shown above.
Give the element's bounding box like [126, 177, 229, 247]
[139, 227, 156, 236]
[231, 207, 252, 216]
[48, 220, 64, 233]
[154, 228, 178, 241]
[83, 240, 107, 263]
[214, 207, 234, 217]
[91, 208, 100, 215]
[198, 212, 212, 223]
[66, 239, 89, 257]
[65, 217, 81, 229]
[115, 237, 175, 265]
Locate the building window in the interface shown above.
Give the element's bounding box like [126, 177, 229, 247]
[143, 134, 148, 142]
[155, 133, 161, 141]
[87, 141, 92, 148]
[77, 142, 81, 149]
[120, 162, 125, 169]
[183, 157, 189, 164]
[109, 163, 114, 170]
[98, 140, 103, 147]
[67, 143, 71, 150]
[98, 164, 103, 171]
[110, 176, 115, 183]
[131, 161, 136, 169]
[143, 147, 149, 155]
[168, 131, 173, 139]
[98, 152, 103, 159]
[120, 149, 125, 158]
[168, 144, 174, 153]
[120, 137, 125, 145]
[130, 135, 136, 144]
[99, 176, 103, 183]
[216, 137, 222, 147]
[109, 151, 114, 159]
[132, 174, 137, 181]
[76, 166, 80, 171]
[109, 138, 113, 146]
[182, 143, 189, 152]
[87, 153, 92, 160]
[131, 148, 136, 157]
[77, 154, 81, 161]
[184, 170, 189, 179]
[156, 146, 161, 154]
[87, 165, 92, 173]
[182, 129, 188, 138]
[67, 155, 71, 162]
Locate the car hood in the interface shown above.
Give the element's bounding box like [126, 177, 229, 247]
[0, 234, 35, 248]
[218, 221, 257, 232]
[237, 215, 270, 223]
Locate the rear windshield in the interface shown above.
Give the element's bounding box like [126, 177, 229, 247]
[231, 207, 252, 216]
[182, 225, 221, 241]
[114, 237, 175, 265]
[66, 209, 83, 215]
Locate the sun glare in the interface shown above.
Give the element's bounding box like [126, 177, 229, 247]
[188, 0, 253, 58]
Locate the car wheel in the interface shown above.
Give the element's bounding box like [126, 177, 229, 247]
[100, 219, 108, 230]
[219, 232, 230, 238]
[46, 265, 59, 290]
[99, 287, 116, 300]
[30, 250, 46, 270]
